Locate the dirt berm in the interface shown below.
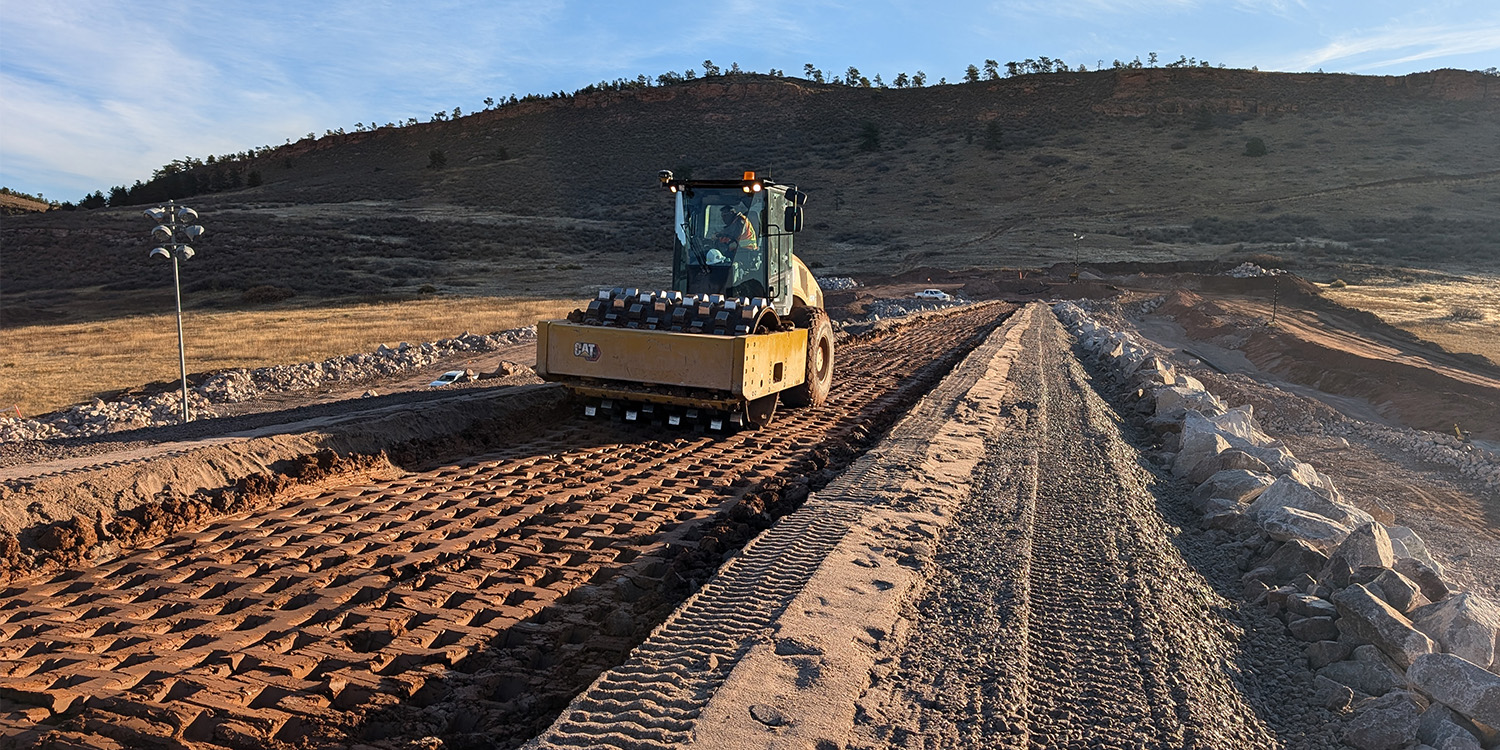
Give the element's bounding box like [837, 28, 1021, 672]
[0, 384, 570, 582]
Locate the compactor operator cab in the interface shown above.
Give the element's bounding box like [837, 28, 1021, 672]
[659, 170, 806, 318]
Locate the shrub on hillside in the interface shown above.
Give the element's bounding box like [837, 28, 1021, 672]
[1244, 137, 1268, 157]
[241, 285, 295, 304]
[983, 120, 1004, 151]
[1191, 105, 1214, 131]
[1448, 306, 1485, 321]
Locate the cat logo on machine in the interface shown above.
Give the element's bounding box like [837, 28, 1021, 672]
[574, 342, 601, 362]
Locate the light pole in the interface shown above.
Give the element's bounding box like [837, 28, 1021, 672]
[1070, 232, 1084, 282]
[145, 200, 204, 422]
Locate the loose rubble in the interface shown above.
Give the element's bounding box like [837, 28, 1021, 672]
[814, 275, 860, 290]
[862, 295, 970, 321]
[1225, 261, 1287, 277]
[1055, 300, 1500, 750]
[0, 327, 535, 442]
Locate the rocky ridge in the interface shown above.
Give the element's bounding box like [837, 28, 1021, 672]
[1056, 301, 1500, 750]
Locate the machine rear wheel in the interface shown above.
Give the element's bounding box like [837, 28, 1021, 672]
[783, 307, 834, 408]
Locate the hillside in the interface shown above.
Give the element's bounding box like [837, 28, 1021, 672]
[3, 67, 1499, 327]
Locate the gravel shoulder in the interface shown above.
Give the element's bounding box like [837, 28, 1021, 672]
[848, 303, 1338, 749]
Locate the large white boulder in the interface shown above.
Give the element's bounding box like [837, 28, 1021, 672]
[1191, 469, 1276, 512]
[1236, 443, 1343, 496]
[1334, 584, 1438, 670]
[1204, 405, 1277, 448]
[1387, 525, 1444, 575]
[1186, 448, 1271, 485]
[1173, 429, 1233, 480]
[1396, 557, 1454, 605]
[1258, 506, 1351, 553]
[1154, 386, 1227, 419]
[1407, 653, 1500, 729]
[1341, 690, 1423, 750]
[1318, 655, 1406, 697]
[1325, 522, 1397, 576]
[1257, 539, 1332, 584]
[1131, 356, 1178, 387]
[1369, 568, 1429, 615]
[1412, 593, 1500, 674]
[1246, 476, 1373, 530]
[1417, 704, 1484, 750]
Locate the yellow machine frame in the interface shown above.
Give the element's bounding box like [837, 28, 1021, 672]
[535, 321, 808, 410]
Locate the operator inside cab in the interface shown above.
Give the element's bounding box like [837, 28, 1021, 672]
[715, 204, 758, 253]
[682, 192, 767, 299]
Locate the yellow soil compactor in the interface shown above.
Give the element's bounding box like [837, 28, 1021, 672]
[535, 171, 833, 429]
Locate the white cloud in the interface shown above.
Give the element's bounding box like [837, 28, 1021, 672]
[1287, 23, 1500, 71]
[1231, 0, 1307, 18]
[995, 0, 1197, 21]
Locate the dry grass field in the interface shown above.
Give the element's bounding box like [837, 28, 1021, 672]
[1321, 270, 1500, 366]
[0, 296, 574, 417]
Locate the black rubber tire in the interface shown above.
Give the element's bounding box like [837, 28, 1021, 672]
[783, 307, 834, 408]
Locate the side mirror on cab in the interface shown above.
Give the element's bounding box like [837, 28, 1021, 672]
[784, 205, 804, 233]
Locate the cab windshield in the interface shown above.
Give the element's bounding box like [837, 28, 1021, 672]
[674, 188, 768, 299]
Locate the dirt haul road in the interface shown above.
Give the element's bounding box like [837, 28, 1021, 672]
[530, 304, 1338, 750]
[0, 304, 1012, 749]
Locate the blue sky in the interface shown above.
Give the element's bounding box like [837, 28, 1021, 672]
[2, 0, 1496, 203]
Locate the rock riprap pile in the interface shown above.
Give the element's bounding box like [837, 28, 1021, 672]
[1225, 262, 1286, 278]
[814, 275, 859, 291]
[863, 296, 970, 321]
[0, 327, 535, 442]
[1338, 421, 1500, 493]
[1055, 301, 1500, 750]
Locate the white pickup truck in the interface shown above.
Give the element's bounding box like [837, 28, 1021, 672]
[914, 288, 952, 301]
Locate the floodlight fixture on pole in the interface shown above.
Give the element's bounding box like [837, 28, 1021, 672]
[144, 199, 205, 423]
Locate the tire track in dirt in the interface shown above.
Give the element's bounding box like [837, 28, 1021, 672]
[535, 502, 865, 748]
[0, 304, 1010, 750]
[1019, 312, 1176, 748]
[849, 308, 1293, 750]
